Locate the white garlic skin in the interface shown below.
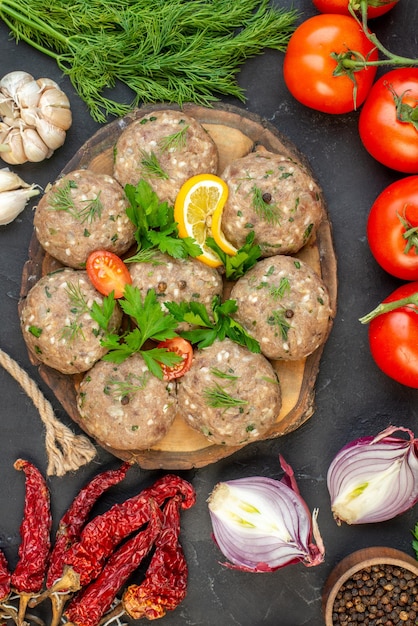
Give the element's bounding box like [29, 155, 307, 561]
[0, 71, 72, 164]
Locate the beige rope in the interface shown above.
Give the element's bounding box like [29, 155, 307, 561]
[0, 347, 97, 476]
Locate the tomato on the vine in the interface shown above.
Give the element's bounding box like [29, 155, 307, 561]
[367, 176, 418, 280]
[361, 282, 418, 388]
[359, 69, 418, 173]
[283, 14, 378, 114]
[157, 337, 193, 381]
[86, 250, 132, 298]
[312, 0, 399, 19]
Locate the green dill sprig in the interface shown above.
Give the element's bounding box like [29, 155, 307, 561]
[269, 277, 291, 300]
[158, 123, 189, 152]
[139, 150, 169, 180]
[267, 309, 292, 341]
[251, 185, 281, 225]
[0, 0, 299, 122]
[206, 231, 261, 281]
[164, 295, 260, 353]
[203, 383, 248, 409]
[49, 180, 103, 223]
[124, 179, 201, 260]
[211, 367, 239, 381]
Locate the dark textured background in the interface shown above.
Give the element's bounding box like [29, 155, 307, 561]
[1, 1, 417, 624]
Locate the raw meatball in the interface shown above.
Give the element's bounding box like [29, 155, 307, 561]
[129, 251, 223, 329]
[221, 150, 324, 256]
[34, 169, 135, 268]
[20, 269, 122, 374]
[113, 109, 218, 205]
[77, 353, 177, 451]
[230, 256, 332, 361]
[177, 338, 281, 446]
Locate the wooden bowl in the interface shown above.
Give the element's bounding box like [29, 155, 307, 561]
[20, 102, 337, 469]
[322, 547, 418, 625]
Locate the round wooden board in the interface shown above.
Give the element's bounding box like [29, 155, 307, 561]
[20, 103, 337, 470]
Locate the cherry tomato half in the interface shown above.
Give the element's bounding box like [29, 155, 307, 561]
[367, 176, 418, 280]
[283, 14, 378, 114]
[157, 337, 193, 381]
[366, 282, 418, 388]
[312, 0, 399, 19]
[86, 250, 132, 298]
[359, 68, 418, 173]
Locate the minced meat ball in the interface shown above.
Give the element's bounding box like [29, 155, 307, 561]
[34, 169, 135, 268]
[129, 251, 223, 330]
[20, 268, 122, 374]
[220, 150, 324, 256]
[77, 353, 177, 451]
[230, 256, 332, 360]
[177, 338, 281, 446]
[113, 109, 218, 205]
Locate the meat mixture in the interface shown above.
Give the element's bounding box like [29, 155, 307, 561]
[177, 338, 281, 445]
[34, 170, 135, 268]
[20, 269, 122, 374]
[220, 150, 324, 256]
[113, 109, 219, 205]
[230, 255, 333, 360]
[77, 353, 177, 450]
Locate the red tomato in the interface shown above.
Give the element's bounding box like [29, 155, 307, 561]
[157, 337, 193, 381]
[365, 282, 418, 388]
[86, 250, 132, 298]
[359, 68, 418, 173]
[367, 176, 418, 280]
[283, 14, 378, 114]
[312, 0, 399, 18]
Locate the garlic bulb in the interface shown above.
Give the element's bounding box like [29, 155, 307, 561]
[0, 71, 72, 165]
[0, 168, 40, 225]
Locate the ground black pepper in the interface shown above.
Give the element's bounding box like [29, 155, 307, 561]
[332, 564, 418, 625]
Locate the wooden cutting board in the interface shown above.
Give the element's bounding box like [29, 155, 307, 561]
[20, 103, 337, 470]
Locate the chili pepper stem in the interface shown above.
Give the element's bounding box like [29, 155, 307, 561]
[16, 592, 33, 626]
[50, 592, 74, 626]
[29, 565, 81, 606]
[359, 294, 418, 324]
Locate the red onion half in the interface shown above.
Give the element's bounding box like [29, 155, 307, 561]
[327, 426, 418, 525]
[207, 456, 325, 572]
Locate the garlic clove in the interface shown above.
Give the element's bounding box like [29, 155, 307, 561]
[15, 79, 42, 109]
[38, 88, 72, 130]
[0, 128, 27, 165]
[0, 93, 16, 119]
[20, 107, 38, 127]
[0, 167, 30, 192]
[0, 71, 34, 101]
[36, 77, 60, 93]
[35, 116, 66, 150]
[21, 128, 51, 163]
[0, 186, 40, 225]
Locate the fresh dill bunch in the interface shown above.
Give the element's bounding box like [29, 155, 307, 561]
[0, 0, 299, 122]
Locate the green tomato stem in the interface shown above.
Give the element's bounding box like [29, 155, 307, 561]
[359, 293, 418, 324]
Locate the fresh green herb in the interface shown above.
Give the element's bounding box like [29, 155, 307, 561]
[211, 367, 239, 381]
[206, 231, 261, 281]
[124, 179, 201, 260]
[204, 383, 248, 409]
[158, 124, 189, 153]
[92, 285, 182, 378]
[61, 320, 85, 342]
[0, 1, 298, 122]
[269, 277, 291, 300]
[139, 150, 169, 180]
[90, 292, 117, 332]
[104, 372, 150, 398]
[412, 521, 418, 559]
[251, 185, 281, 224]
[165, 295, 260, 353]
[267, 309, 291, 341]
[28, 326, 42, 338]
[49, 180, 103, 223]
[65, 281, 90, 316]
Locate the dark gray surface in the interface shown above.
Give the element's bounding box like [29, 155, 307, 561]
[1, 2, 417, 625]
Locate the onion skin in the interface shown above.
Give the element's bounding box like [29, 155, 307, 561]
[327, 426, 418, 525]
[207, 455, 324, 572]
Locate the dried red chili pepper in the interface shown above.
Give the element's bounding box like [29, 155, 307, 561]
[62, 474, 195, 588]
[11, 459, 51, 594]
[64, 498, 162, 626]
[0, 550, 11, 601]
[122, 494, 188, 620]
[46, 462, 130, 590]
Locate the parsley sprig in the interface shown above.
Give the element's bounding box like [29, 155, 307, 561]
[164, 295, 260, 353]
[124, 179, 202, 260]
[206, 232, 261, 281]
[90, 285, 182, 379]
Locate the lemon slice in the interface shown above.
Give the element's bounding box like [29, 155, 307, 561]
[175, 173, 233, 267]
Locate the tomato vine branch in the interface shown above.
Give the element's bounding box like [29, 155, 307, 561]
[359, 293, 418, 324]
